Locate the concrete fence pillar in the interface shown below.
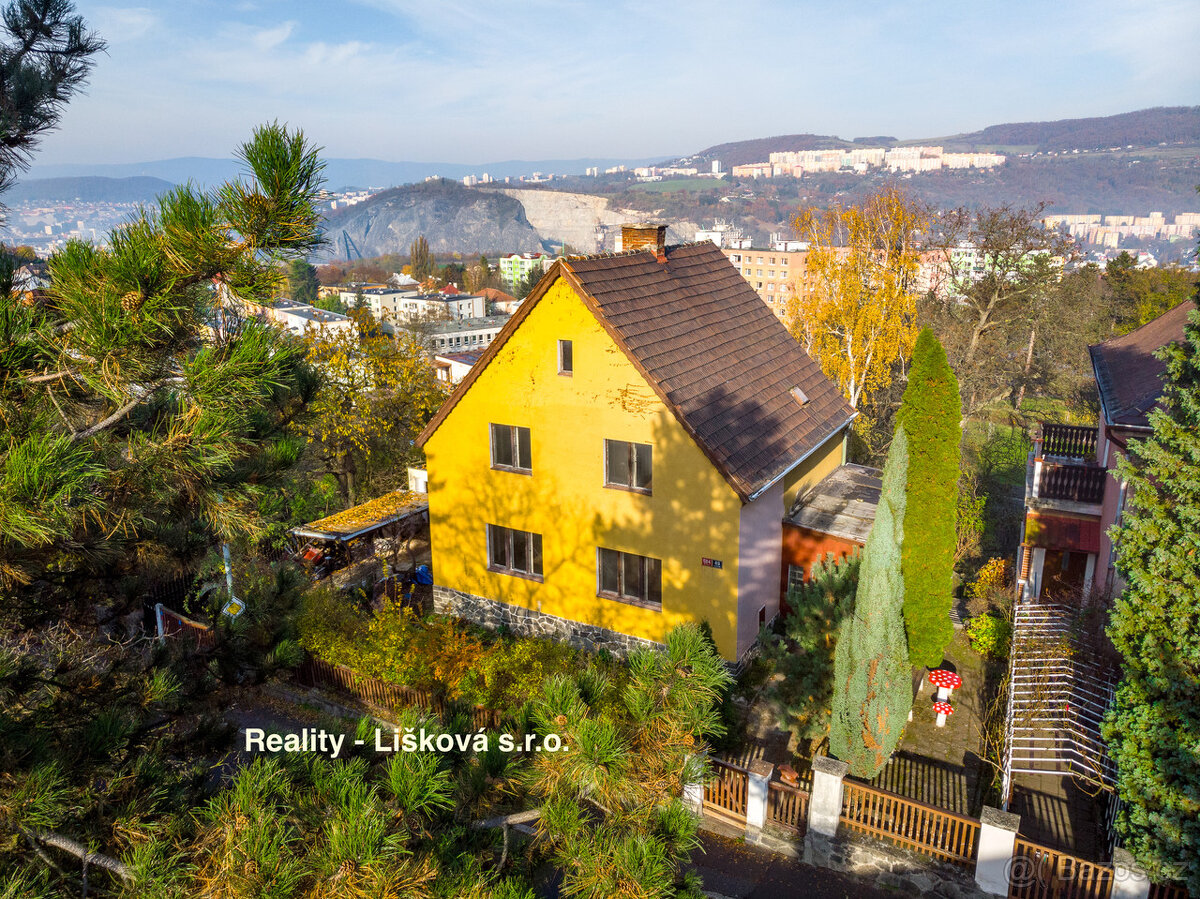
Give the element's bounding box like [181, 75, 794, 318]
[807, 756, 849, 838]
[975, 806, 1020, 896]
[745, 759, 774, 832]
[683, 754, 705, 814]
[1111, 848, 1151, 899]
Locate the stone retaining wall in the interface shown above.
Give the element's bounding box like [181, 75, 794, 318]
[802, 830, 992, 899]
[432, 585, 664, 656]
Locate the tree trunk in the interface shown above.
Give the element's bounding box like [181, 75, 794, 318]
[1014, 326, 1036, 411]
[333, 453, 358, 506]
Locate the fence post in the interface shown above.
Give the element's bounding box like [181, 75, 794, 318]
[745, 759, 774, 839]
[975, 806, 1020, 896]
[1110, 848, 1150, 899]
[683, 754, 705, 814]
[807, 756, 848, 838]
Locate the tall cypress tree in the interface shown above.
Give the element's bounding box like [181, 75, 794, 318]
[830, 428, 913, 778]
[896, 328, 962, 668]
[1103, 302, 1200, 891]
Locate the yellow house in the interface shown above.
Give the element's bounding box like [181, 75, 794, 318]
[417, 226, 855, 662]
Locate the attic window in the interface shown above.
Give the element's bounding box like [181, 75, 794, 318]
[790, 387, 810, 407]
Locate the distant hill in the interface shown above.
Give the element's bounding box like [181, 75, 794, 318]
[317, 178, 545, 261]
[26, 155, 670, 191]
[940, 106, 1200, 152]
[681, 134, 857, 168]
[683, 107, 1200, 166]
[5, 175, 175, 204]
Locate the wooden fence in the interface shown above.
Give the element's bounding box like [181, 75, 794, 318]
[766, 780, 809, 834]
[297, 657, 503, 730]
[840, 779, 980, 868]
[703, 758, 748, 824]
[1008, 838, 1114, 899]
[1150, 883, 1191, 899]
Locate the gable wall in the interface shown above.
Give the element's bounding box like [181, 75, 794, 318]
[423, 275, 745, 659]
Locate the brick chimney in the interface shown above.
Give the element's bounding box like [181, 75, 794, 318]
[621, 223, 668, 262]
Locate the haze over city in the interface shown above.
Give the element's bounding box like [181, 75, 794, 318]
[32, 0, 1200, 168]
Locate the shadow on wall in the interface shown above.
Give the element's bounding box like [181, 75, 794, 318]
[424, 379, 800, 662]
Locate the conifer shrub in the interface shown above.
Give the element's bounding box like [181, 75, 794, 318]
[766, 553, 859, 749]
[830, 429, 913, 778]
[1103, 304, 1200, 892]
[896, 328, 963, 668]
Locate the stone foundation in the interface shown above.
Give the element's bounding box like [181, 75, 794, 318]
[803, 831, 991, 899]
[432, 585, 664, 656]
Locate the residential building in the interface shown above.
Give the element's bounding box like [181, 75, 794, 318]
[781, 464, 880, 606]
[433, 350, 483, 385]
[242, 298, 355, 335]
[498, 253, 551, 291]
[1017, 300, 1194, 602]
[417, 225, 856, 663]
[339, 287, 486, 331]
[422, 314, 511, 352]
[476, 286, 522, 315]
[1003, 300, 1193, 812]
[721, 246, 809, 321]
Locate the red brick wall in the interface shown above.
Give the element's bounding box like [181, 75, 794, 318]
[779, 524, 862, 612]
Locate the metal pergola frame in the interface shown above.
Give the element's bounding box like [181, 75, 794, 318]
[1001, 600, 1118, 808]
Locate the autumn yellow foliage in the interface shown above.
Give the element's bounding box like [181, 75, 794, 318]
[787, 186, 928, 410]
[300, 308, 445, 504]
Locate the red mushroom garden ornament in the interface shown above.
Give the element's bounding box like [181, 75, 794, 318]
[929, 669, 963, 701]
[933, 700, 955, 728]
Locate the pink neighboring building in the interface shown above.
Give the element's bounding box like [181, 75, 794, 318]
[1017, 301, 1194, 601]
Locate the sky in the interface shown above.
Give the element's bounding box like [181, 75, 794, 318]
[29, 0, 1200, 167]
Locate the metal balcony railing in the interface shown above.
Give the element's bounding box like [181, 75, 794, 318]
[1039, 423, 1099, 461]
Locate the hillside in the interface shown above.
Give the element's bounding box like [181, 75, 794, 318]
[683, 107, 1200, 166]
[940, 106, 1200, 152]
[5, 175, 175, 204]
[27, 155, 669, 191]
[317, 179, 545, 261]
[679, 133, 859, 168]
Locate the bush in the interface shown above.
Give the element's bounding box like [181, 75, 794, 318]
[966, 558, 1012, 617]
[296, 591, 584, 714]
[766, 553, 859, 748]
[966, 613, 1011, 659]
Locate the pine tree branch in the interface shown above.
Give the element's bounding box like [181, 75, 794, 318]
[24, 829, 133, 883]
[25, 370, 72, 383]
[69, 395, 142, 441]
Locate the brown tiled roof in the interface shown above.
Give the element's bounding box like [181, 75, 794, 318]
[419, 242, 856, 502]
[1089, 300, 1194, 430]
[477, 287, 518, 305]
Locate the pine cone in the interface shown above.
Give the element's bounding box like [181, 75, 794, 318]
[120, 290, 143, 312]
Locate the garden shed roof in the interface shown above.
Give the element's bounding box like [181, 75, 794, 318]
[291, 490, 428, 542]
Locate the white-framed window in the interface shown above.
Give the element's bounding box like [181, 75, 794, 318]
[488, 524, 543, 578]
[558, 339, 573, 375]
[490, 423, 532, 472]
[597, 548, 662, 608]
[604, 439, 652, 492]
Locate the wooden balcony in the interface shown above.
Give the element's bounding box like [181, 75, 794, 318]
[1037, 422, 1098, 462]
[1036, 463, 1107, 505]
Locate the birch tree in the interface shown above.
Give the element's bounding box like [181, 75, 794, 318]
[786, 186, 926, 411]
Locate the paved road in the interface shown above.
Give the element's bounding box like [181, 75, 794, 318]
[691, 833, 898, 899]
